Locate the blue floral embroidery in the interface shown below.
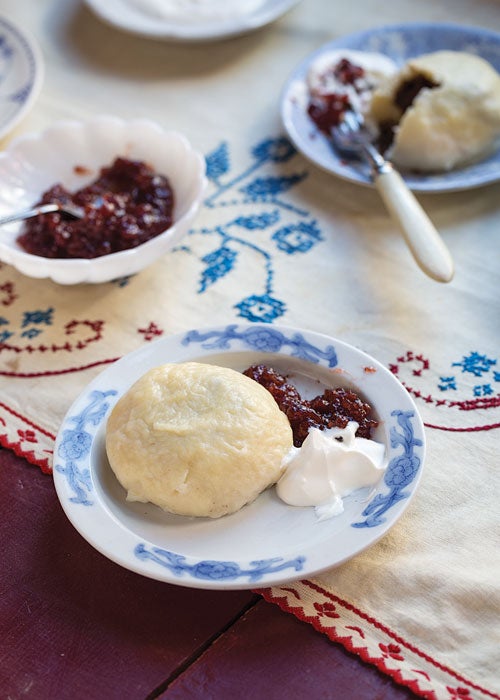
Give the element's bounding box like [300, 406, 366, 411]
[251, 137, 296, 164]
[438, 376, 457, 391]
[176, 136, 322, 323]
[200, 245, 238, 293]
[0, 307, 56, 343]
[205, 142, 230, 181]
[134, 544, 305, 583]
[437, 351, 499, 398]
[21, 308, 54, 327]
[235, 294, 286, 324]
[352, 410, 423, 528]
[55, 389, 117, 506]
[112, 275, 133, 288]
[233, 211, 280, 230]
[193, 216, 279, 318]
[452, 351, 497, 377]
[182, 324, 338, 367]
[272, 221, 322, 255]
[240, 173, 306, 200]
[473, 384, 494, 397]
[0, 329, 13, 343]
[204, 137, 302, 208]
[21, 328, 42, 339]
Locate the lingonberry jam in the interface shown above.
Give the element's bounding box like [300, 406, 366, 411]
[17, 157, 174, 259]
[243, 364, 378, 448]
[307, 93, 350, 132]
[307, 57, 366, 132]
[333, 58, 365, 85]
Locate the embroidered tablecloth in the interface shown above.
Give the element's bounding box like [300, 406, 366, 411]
[1, 1, 499, 699]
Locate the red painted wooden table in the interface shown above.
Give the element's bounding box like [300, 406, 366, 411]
[1, 447, 417, 699]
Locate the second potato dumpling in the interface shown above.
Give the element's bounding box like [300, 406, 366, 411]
[105, 362, 294, 518]
[370, 50, 500, 171]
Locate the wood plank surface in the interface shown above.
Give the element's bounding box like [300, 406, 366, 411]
[0, 449, 255, 699]
[162, 596, 417, 699]
[1, 448, 417, 699]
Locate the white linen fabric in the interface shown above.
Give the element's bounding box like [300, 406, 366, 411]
[1, 0, 499, 697]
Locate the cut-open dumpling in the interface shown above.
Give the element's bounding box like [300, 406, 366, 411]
[370, 51, 500, 171]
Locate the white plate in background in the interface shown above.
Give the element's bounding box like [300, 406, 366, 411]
[84, 0, 301, 41]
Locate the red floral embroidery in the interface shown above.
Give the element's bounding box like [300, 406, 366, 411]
[138, 322, 163, 341]
[0, 318, 104, 356]
[262, 583, 498, 700]
[280, 587, 302, 601]
[313, 601, 340, 619]
[379, 643, 405, 661]
[17, 429, 38, 443]
[447, 687, 471, 698]
[389, 349, 500, 433]
[412, 669, 431, 682]
[0, 281, 17, 306]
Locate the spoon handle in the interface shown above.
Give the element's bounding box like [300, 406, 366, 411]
[374, 167, 455, 283]
[0, 203, 61, 226]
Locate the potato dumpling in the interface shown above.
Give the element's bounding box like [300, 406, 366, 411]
[370, 51, 500, 171]
[106, 362, 293, 518]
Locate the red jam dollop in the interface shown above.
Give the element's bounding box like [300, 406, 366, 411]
[17, 157, 174, 259]
[243, 364, 378, 448]
[307, 57, 365, 132]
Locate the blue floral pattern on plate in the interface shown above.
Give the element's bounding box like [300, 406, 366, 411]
[353, 410, 422, 528]
[55, 389, 117, 506]
[53, 324, 426, 589]
[182, 324, 338, 366]
[0, 16, 43, 138]
[281, 22, 500, 193]
[135, 545, 305, 583]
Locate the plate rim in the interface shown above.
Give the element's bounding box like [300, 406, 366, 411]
[53, 323, 426, 590]
[83, 0, 301, 41]
[281, 21, 500, 194]
[0, 14, 44, 140]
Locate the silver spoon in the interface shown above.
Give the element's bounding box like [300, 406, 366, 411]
[0, 202, 85, 226]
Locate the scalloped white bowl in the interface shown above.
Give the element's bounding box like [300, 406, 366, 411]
[0, 116, 207, 284]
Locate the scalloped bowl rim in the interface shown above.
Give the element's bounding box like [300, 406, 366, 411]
[0, 116, 208, 284]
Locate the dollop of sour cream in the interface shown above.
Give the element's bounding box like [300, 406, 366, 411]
[277, 422, 386, 521]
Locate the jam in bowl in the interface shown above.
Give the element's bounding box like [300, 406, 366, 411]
[0, 116, 207, 284]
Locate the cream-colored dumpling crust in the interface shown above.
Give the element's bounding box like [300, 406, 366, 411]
[370, 51, 500, 171]
[105, 362, 293, 518]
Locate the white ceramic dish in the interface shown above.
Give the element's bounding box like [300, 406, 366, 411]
[0, 15, 44, 140]
[0, 115, 207, 284]
[281, 22, 500, 193]
[84, 0, 301, 41]
[53, 323, 426, 590]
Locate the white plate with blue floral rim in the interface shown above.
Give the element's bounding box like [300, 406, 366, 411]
[0, 15, 44, 140]
[84, 0, 301, 41]
[53, 323, 426, 590]
[281, 22, 500, 193]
